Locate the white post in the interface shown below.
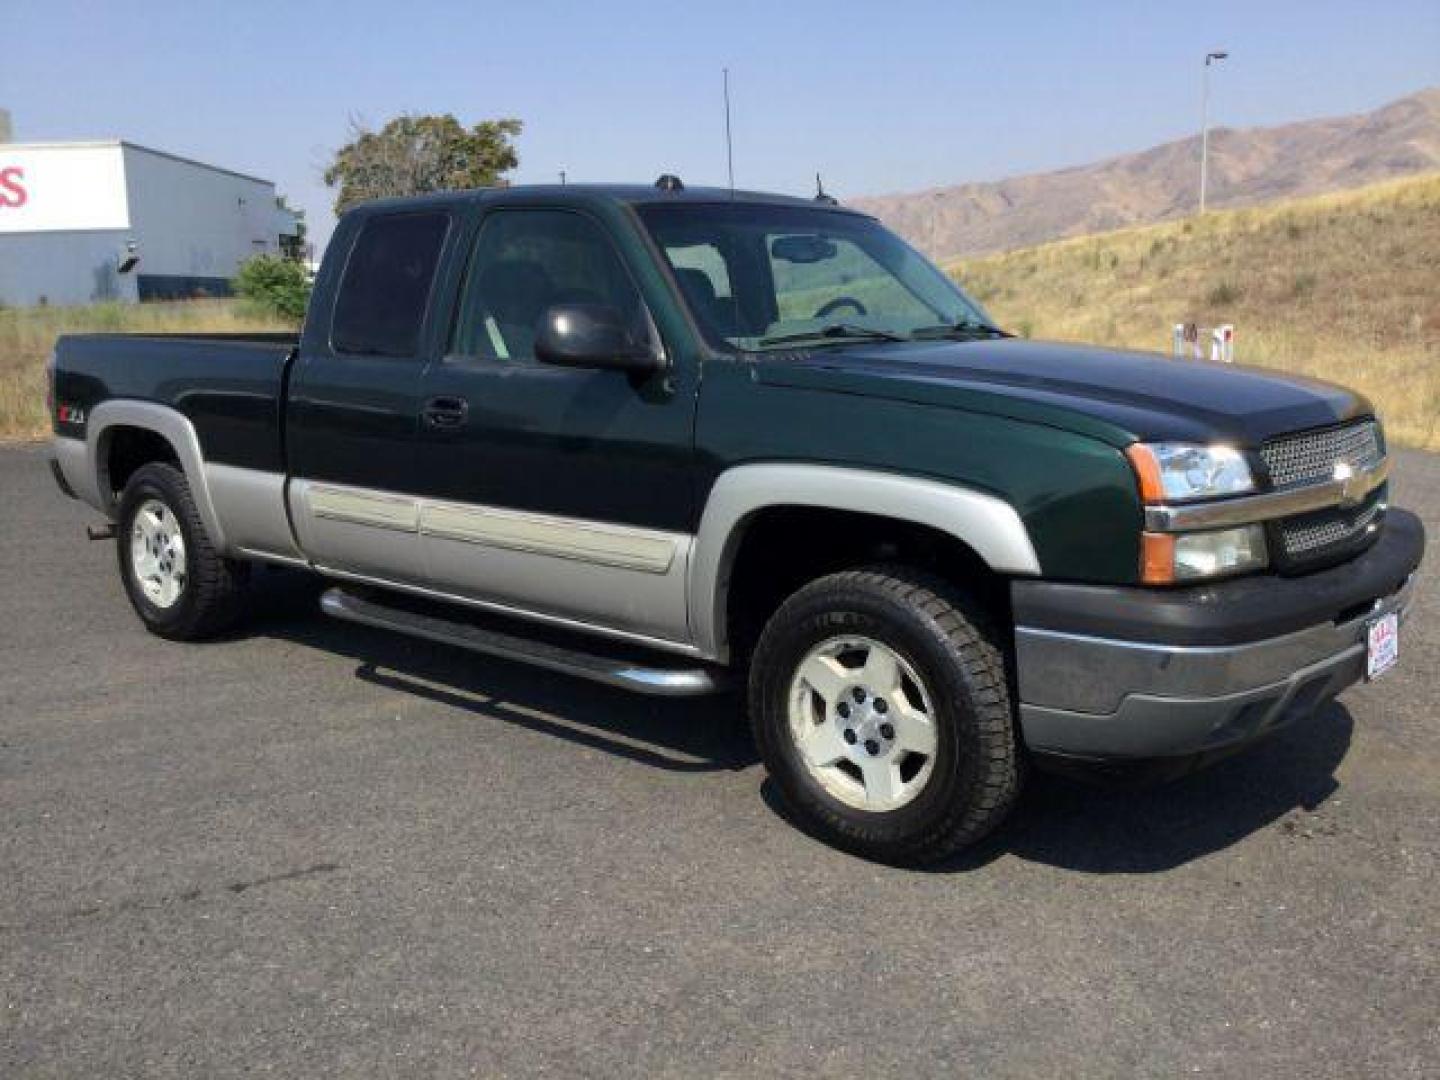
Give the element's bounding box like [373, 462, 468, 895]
[1200, 51, 1227, 214]
[1200, 71, 1211, 215]
[1210, 325, 1235, 363]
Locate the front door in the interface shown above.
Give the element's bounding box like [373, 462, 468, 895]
[411, 207, 699, 646]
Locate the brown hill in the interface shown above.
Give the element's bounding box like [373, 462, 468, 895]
[852, 87, 1440, 260]
[946, 174, 1440, 450]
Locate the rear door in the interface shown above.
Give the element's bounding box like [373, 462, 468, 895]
[409, 206, 699, 645]
[286, 209, 454, 583]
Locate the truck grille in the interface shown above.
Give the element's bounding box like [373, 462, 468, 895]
[1276, 491, 1385, 561]
[1260, 419, 1387, 569]
[1259, 419, 1383, 489]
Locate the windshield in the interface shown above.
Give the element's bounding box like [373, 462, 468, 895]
[637, 203, 998, 352]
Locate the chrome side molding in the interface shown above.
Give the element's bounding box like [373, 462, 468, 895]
[299, 480, 683, 574]
[1144, 456, 1390, 532]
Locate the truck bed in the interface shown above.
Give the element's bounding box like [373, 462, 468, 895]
[54, 332, 299, 473]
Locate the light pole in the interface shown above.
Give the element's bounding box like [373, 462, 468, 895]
[1199, 50, 1228, 213]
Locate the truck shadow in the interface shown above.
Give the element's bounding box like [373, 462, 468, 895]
[937, 704, 1353, 874]
[246, 568, 1354, 874]
[760, 704, 1354, 874]
[244, 569, 756, 775]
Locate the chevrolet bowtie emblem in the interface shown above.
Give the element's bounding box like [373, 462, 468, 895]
[1334, 461, 1365, 509]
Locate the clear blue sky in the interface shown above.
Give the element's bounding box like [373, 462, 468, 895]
[4, 0, 1436, 252]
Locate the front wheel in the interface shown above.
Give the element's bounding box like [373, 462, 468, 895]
[748, 566, 1022, 865]
[116, 462, 248, 640]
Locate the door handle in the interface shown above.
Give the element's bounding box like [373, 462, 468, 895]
[422, 396, 469, 430]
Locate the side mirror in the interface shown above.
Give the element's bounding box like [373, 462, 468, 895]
[534, 303, 664, 374]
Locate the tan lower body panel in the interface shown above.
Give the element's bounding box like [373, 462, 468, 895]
[206, 464, 306, 562]
[289, 480, 692, 645]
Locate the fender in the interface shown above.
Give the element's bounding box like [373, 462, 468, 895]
[687, 464, 1042, 661]
[81, 400, 231, 554]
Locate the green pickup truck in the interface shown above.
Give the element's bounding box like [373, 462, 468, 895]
[50, 178, 1424, 864]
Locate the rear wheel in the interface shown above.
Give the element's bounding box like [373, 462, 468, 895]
[116, 462, 248, 640]
[749, 565, 1022, 865]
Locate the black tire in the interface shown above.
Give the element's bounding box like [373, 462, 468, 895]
[116, 462, 248, 640]
[748, 565, 1022, 865]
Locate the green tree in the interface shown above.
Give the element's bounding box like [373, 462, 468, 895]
[323, 114, 522, 215]
[276, 195, 308, 264]
[233, 255, 311, 321]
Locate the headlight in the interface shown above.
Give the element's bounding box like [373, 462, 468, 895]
[1126, 442, 1255, 503]
[1128, 442, 1267, 583]
[1142, 525, 1268, 583]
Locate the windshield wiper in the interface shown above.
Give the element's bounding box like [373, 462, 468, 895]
[756, 323, 908, 348]
[909, 319, 1012, 340]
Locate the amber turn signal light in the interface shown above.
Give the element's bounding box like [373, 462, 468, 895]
[1140, 531, 1177, 585]
[1125, 444, 1166, 503]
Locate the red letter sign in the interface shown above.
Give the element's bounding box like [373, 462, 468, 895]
[0, 167, 28, 208]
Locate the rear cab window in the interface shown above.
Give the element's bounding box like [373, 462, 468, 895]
[332, 212, 451, 357]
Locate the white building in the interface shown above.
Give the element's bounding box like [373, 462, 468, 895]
[0, 138, 301, 307]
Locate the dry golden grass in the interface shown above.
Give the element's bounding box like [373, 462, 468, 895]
[0, 300, 293, 441]
[949, 173, 1440, 450]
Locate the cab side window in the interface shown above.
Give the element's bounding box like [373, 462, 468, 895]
[332, 212, 450, 357]
[452, 210, 647, 361]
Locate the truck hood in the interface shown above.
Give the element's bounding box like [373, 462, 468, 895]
[754, 338, 1370, 447]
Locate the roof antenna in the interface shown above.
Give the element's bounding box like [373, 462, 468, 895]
[723, 67, 735, 197]
[814, 172, 837, 205]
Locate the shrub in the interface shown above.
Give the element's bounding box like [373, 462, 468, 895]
[1292, 272, 1318, 298]
[1207, 280, 1242, 306]
[233, 255, 310, 322]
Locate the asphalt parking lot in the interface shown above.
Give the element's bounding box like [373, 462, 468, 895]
[2, 443, 1436, 1077]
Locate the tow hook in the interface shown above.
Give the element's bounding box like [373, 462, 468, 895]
[86, 523, 118, 541]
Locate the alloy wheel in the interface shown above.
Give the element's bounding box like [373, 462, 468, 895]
[786, 635, 938, 811]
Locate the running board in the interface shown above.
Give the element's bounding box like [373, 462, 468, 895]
[319, 587, 728, 697]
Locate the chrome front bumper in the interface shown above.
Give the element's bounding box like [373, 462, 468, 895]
[1012, 510, 1424, 760]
